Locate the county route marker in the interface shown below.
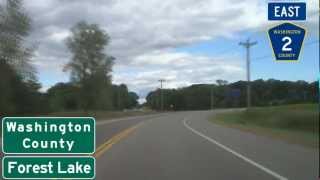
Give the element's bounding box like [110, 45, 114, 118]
[267, 0, 307, 62]
[268, 22, 306, 61]
[2, 117, 96, 179]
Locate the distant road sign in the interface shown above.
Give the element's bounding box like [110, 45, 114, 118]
[229, 89, 241, 98]
[268, 22, 306, 61]
[268, 2, 306, 21]
[2, 117, 95, 154]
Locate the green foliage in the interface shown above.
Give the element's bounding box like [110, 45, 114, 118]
[112, 84, 139, 110]
[80, 73, 113, 110]
[0, 0, 45, 116]
[64, 21, 115, 111]
[0, 0, 36, 81]
[0, 61, 46, 115]
[46, 83, 139, 112]
[128, 92, 139, 108]
[47, 83, 80, 112]
[0, 61, 22, 114]
[65, 21, 114, 82]
[146, 79, 318, 110]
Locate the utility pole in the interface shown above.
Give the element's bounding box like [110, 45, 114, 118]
[210, 84, 214, 110]
[158, 79, 166, 111]
[118, 89, 121, 110]
[239, 39, 257, 109]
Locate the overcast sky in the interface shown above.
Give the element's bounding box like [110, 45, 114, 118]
[10, 0, 320, 102]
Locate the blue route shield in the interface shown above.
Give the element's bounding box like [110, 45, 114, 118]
[268, 22, 306, 61]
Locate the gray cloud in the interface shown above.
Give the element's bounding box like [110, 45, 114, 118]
[18, 0, 319, 98]
[113, 51, 245, 99]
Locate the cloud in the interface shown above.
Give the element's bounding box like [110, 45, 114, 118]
[113, 51, 245, 98]
[16, 0, 319, 98]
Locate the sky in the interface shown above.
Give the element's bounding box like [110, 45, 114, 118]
[7, 0, 320, 103]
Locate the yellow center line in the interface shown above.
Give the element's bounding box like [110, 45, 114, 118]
[94, 122, 144, 158]
[59, 121, 145, 180]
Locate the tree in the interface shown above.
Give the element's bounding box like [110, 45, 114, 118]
[65, 21, 114, 82]
[0, 0, 44, 116]
[0, 0, 36, 81]
[112, 84, 139, 110]
[146, 79, 318, 110]
[216, 80, 228, 86]
[47, 83, 80, 111]
[128, 92, 139, 108]
[64, 21, 114, 110]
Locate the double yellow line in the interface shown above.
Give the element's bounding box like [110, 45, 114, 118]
[58, 121, 144, 180]
[94, 121, 144, 158]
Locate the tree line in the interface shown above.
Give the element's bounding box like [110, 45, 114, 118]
[0, 0, 138, 116]
[146, 79, 319, 111]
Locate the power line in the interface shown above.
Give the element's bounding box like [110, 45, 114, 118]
[252, 54, 271, 61]
[251, 40, 319, 61]
[210, 84, 214, 110]
[305, 39, 319, 46]
[213, 46, 240, 56]
[239, 39, 257, 109]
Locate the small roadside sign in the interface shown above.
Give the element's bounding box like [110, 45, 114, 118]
[2, 117, 95, 154]
[268, 22, 306, 61]
[2, 156, 95, 179]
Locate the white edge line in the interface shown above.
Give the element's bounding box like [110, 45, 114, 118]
[183, 118, 288, 180]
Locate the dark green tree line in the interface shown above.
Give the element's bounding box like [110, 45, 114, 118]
[146, 79, 319, 111]
[45, 83, 139, 112]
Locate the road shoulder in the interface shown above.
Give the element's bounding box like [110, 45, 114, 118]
[185, 111, 318, 180]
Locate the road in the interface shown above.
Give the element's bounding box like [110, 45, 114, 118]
[93, 110, 319, 180]
[0, 110, 318, 180]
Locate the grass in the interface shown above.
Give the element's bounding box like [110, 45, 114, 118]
[209, 104, 319, 148]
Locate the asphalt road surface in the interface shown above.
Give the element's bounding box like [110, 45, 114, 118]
[0, 110, 318, 180]
[94, 110, 319, 180]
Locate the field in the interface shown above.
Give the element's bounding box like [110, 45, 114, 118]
[210, 104, 319, 148]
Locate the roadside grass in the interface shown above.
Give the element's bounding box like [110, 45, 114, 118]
[209, 104, 319, 148]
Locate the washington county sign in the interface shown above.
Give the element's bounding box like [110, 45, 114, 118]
[2, 117, 95, 154]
